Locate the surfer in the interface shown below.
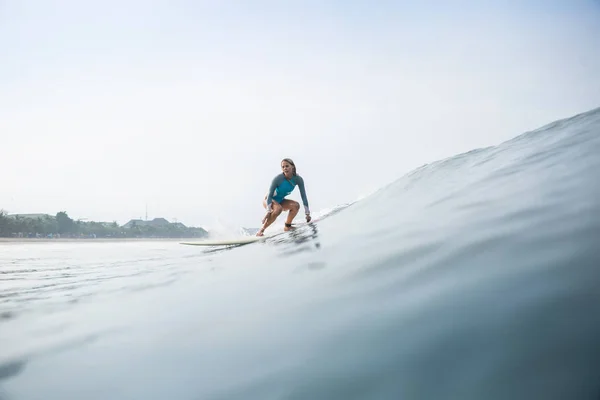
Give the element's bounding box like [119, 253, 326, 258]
[256, 158, 311, 236]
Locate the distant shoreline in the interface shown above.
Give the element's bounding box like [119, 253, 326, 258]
[0, 237, 189, 243]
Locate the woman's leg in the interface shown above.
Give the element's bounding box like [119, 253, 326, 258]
[257, 199, 283, 236]
[280, 199, 300, 231]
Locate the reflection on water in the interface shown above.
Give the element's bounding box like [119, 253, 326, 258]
[267, 223, 321, 256]
[0, 360, 26, 382]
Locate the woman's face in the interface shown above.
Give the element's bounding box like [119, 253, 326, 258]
[281, 160, 293, 176]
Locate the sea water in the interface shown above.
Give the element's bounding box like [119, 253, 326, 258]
[1, 107, 600, 399]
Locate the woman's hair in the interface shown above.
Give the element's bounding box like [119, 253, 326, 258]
[281, 158, 296, 176]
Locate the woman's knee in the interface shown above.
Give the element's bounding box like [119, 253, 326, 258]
[272, 203, 283, 215]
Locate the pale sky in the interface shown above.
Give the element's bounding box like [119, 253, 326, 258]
[2, 0, 599, 229]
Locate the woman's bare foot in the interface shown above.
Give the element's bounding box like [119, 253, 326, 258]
[256, 228, 265, 236]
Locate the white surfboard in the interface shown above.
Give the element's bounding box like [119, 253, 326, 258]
[180, 235, 264, 246]
[179, 223, 307, 247]
[180, 216, 323, 247]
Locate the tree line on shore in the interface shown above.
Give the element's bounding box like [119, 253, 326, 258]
[0, 211, 208, 239]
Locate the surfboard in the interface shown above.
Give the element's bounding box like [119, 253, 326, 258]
[179, 224, 306, 247]
[180, 216, 323, 247]
[180, 235, 264, 247]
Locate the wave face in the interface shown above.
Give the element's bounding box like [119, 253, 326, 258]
[1, 107, 600, 399]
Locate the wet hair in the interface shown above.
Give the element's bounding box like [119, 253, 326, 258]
[281, 158, 296, 176]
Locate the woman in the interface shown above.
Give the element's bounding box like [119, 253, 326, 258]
[256, 158, 311, 236]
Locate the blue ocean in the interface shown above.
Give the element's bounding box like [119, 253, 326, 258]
[1, 107, 600, 399]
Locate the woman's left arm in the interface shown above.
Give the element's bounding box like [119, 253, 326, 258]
[297, 176, 311, 222]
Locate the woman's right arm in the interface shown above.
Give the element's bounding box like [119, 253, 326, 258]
[265, 174, 283, 212]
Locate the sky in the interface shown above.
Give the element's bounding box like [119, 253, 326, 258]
[1, 0, 599, 230]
